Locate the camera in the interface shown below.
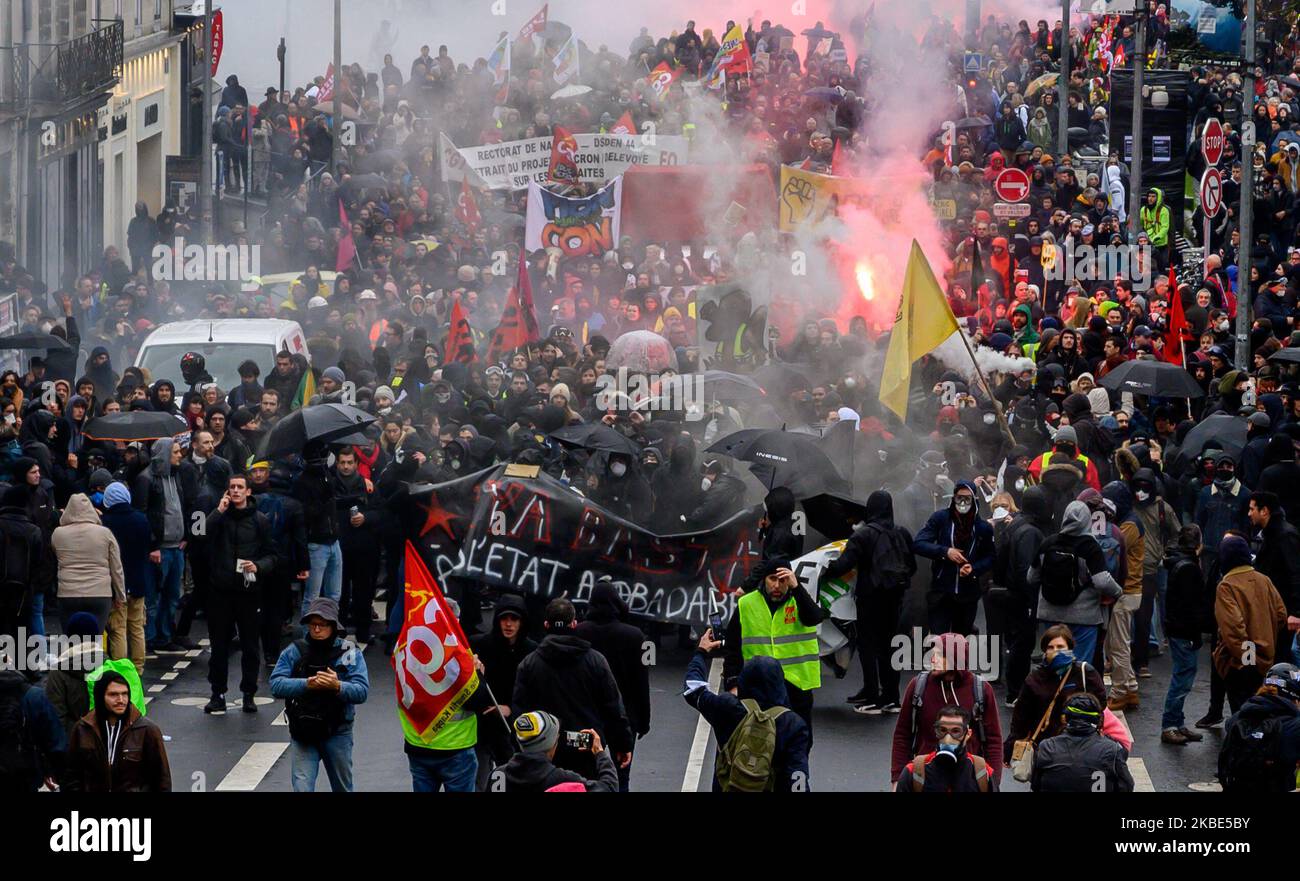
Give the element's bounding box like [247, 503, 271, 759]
[564, 730, 593, 750]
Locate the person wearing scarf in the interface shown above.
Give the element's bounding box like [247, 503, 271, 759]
[914, 481, 996, 634]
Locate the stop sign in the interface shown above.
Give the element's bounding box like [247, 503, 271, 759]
[1203, 118, 1225, 166]
[994, 168, 1031, 203]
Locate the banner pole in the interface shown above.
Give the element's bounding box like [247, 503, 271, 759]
[480, 678, 520, 750]
[955, 326, 1016, 446]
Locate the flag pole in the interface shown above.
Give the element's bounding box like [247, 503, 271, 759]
[954, 323, 1017, 445]
[479, 679, 520, 749]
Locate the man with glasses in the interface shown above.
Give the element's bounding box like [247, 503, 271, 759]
[894, 706, 993, 792]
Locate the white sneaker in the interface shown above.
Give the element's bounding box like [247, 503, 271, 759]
[853, 703, 883, 715]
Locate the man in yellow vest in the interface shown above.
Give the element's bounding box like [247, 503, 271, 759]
[722, 563, 825, 739]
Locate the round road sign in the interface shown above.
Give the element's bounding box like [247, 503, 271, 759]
[1200, 168, 1223, 218]
[994, 168, 1031, 203]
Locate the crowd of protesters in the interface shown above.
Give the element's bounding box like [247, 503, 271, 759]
[2, 1, 1300, 793]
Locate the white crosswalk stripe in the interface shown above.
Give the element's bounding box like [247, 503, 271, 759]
[215, 743, 289, 791]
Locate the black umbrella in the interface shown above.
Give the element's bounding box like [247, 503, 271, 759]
[704, 428, 767, 458]
[83, 411, 189, 443]
[709, 429, 849, 498]
[258, 403, 377, 459]
[1269, 347, 1300, 365]
[751, 362, 817, 397]
[1170, 413, 1249, 472]
[550, 423, 641, 457]
[953, 115, 992, 130]
[800, 492, 868, 541]
[0, 332, 69, 350]
[700, 370, 766, 401]
[1099, 359, 1204, 398]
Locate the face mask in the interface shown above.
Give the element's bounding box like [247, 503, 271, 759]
[954, 497, 974, 515]
[701, 477, 713, 492]
[449, 458, 462, 471]
[1015, 477, 1026, 492]
[610, 461, 627, 477]
[1134, 490, 1150, 502]
[1217, 320, 1229, 332]
[983, 413, 996, 425]
[1048, 649, 1075, 673]
[90, 491, 104, 507]
[843, 377, 857, 389]
[1214, 474, 1235, 489]
[993, 506, 1009, 520]
[436, 393, 451, 404]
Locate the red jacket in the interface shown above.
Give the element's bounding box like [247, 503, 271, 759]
[891, 670, 1004, 783]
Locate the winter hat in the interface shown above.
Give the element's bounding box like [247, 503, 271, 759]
[375, 386, 396, 404]
[1219, 535, 1253, 572]
[1248, 411, 1271, 429]
[300, 596, 345, 634]
[65, 612, 102, 637]
[513, 710, 562, 754]
[1054, 424, 1078, 446]
[88, 469, 114, 490]
[103, 482, 132, 508]
[1087, 387, 1111, 418]
[989, 332, 1013, 351]
[322, 366, 346, 385]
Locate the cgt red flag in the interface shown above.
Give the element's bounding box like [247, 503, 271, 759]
[647, 62, 682, 99]
[335, 200, 357, 272]
[548, 126, 580, 185]
[445, 298, 479, 364]
[1163, 267, 1188, 364]
[488, 251, 541, 362]
[393, 542, 479, 742]
[610, 111, 636, 135]
[455, 178, 481, 235]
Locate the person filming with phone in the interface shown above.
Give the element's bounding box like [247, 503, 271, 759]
[502, 711, 619, 792]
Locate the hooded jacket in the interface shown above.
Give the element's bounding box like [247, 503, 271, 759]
[1217, 693, 1300, 791]
[1029, 500, 1122, 624]
[1031, 718, 1134, 792]
[64, 703, 170, 793]
[50, 494, 125, 604]
[822, 490, 916, 597]
[1102, 481, 1145, 595]
[132, 437, 196, 551]
[512, 629, 635, 761]
[470, 594, 538, 710]
[574, 583, 652, 737]
[683, 652, 811, 792]
[913, 481, 996, 597]
[1131, 468, 1180, 576]
[1139, 187, 1170, 247]
[1251, 513, 1300, 616]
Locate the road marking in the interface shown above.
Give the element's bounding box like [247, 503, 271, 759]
[161, 672, 178, 681]
[198, 639, 210, 647]
[1189, 780, 1223, 792]
[173, 660, 190, 670]
[186, 649, 202, 658]
[148, 684, 166, 693]
[681, 658, 722, 793]
[1129, 757, 1155, 792]
[215, 742, 289, 792]
[272, 708, 288, 726]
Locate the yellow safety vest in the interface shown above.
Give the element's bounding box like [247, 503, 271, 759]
[737, 590, 821, 691]
[400, 705, 477, 751]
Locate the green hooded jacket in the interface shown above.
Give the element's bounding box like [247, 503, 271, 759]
[1013, 303, 1040, 346]
[1139, 187, 1170, 247]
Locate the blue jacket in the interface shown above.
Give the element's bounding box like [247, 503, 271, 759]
[682, 652, 810, 792]
[100, 502, 152, 598]
[1194, 481, 1250, 555]
[269, 636, 370, 725]
[913, 481, 996, 596]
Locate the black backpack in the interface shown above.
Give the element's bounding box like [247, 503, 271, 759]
[0, 524, 34, 602]
[0, 676, 33, 784]
[284, 640, 348, 744]
[1218, 714, 1294, 793]
[1039, 542, 1086, 606]
[862, 524, 912, 595]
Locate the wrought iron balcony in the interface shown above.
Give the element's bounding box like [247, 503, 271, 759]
[0, 20, 124, 112]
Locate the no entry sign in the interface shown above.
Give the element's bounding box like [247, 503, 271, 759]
[1200, 167, 1223, 218]
[1202, 118, 1225, 166]
[994, 168, 1030, 203]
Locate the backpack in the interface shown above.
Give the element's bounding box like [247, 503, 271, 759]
[716, 698, 789, 792]
[910, 671, 988, 755]
[1095, 532, 1123, 582]
[284, 639, 348, 744]
[862, 524, 912, 595]
[0, 676, 32, 783]
[909, 752, 990, 792]
[1218, 714, 1294, 793]
[1039, 542, 1087, 606]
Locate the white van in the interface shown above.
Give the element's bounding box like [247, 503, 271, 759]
[135, 319, 310, 391]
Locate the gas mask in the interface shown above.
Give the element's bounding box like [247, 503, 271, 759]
[953, 496, 974, 515]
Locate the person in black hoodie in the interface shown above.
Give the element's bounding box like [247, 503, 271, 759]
[331, 447, 381, 642]
[470, 594, 536, 789]
[502, 709, 619, 792]
[1162, 525, 1207, 745]
[997, 485, 1050, 704]
[511, 597, 634, 780]
[683, 640, 811, 791]
[574, 580, 651, 791]
[0, 483, 44, 644]
[742, 487, 804, 592]
[821, 490, 915, 712]
[293, 449, 341, 623]
[1256, 432, 1300, 530]
[1217, 662, 1300, 792]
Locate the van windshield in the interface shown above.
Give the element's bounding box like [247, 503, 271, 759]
[138, 343, 277, 393]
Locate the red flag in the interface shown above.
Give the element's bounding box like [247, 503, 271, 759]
[1163, 266, 1187, 365]
[444, 298, 479, 364]
[335, 200, 357, 272]
[647, 62, 682, 99]
[455, 178, 481, 235]
[517, 3, 548, 41]
[548, 126, 580, 185]
[488, 251, 541, 362]
[393, 543, 479, 742]
[831, 140, 849, 176]
[319, 63, 335, 102]
[610, 111, 636, 136]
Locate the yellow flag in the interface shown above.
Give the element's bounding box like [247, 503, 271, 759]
[879, 241, 961, 421]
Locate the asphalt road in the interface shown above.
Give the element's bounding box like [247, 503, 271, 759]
[132, 607, 1228, 793]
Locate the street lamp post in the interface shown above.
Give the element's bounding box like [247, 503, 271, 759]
[199, 3, 214, 246]
[1127, 12, 1146, 243]
[331, 0, 342, 174]
[1058, 0, 1070, 157]
[1235, 0, 1257, 368]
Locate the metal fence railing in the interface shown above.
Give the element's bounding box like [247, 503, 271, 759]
[0, 20, 123, 110]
